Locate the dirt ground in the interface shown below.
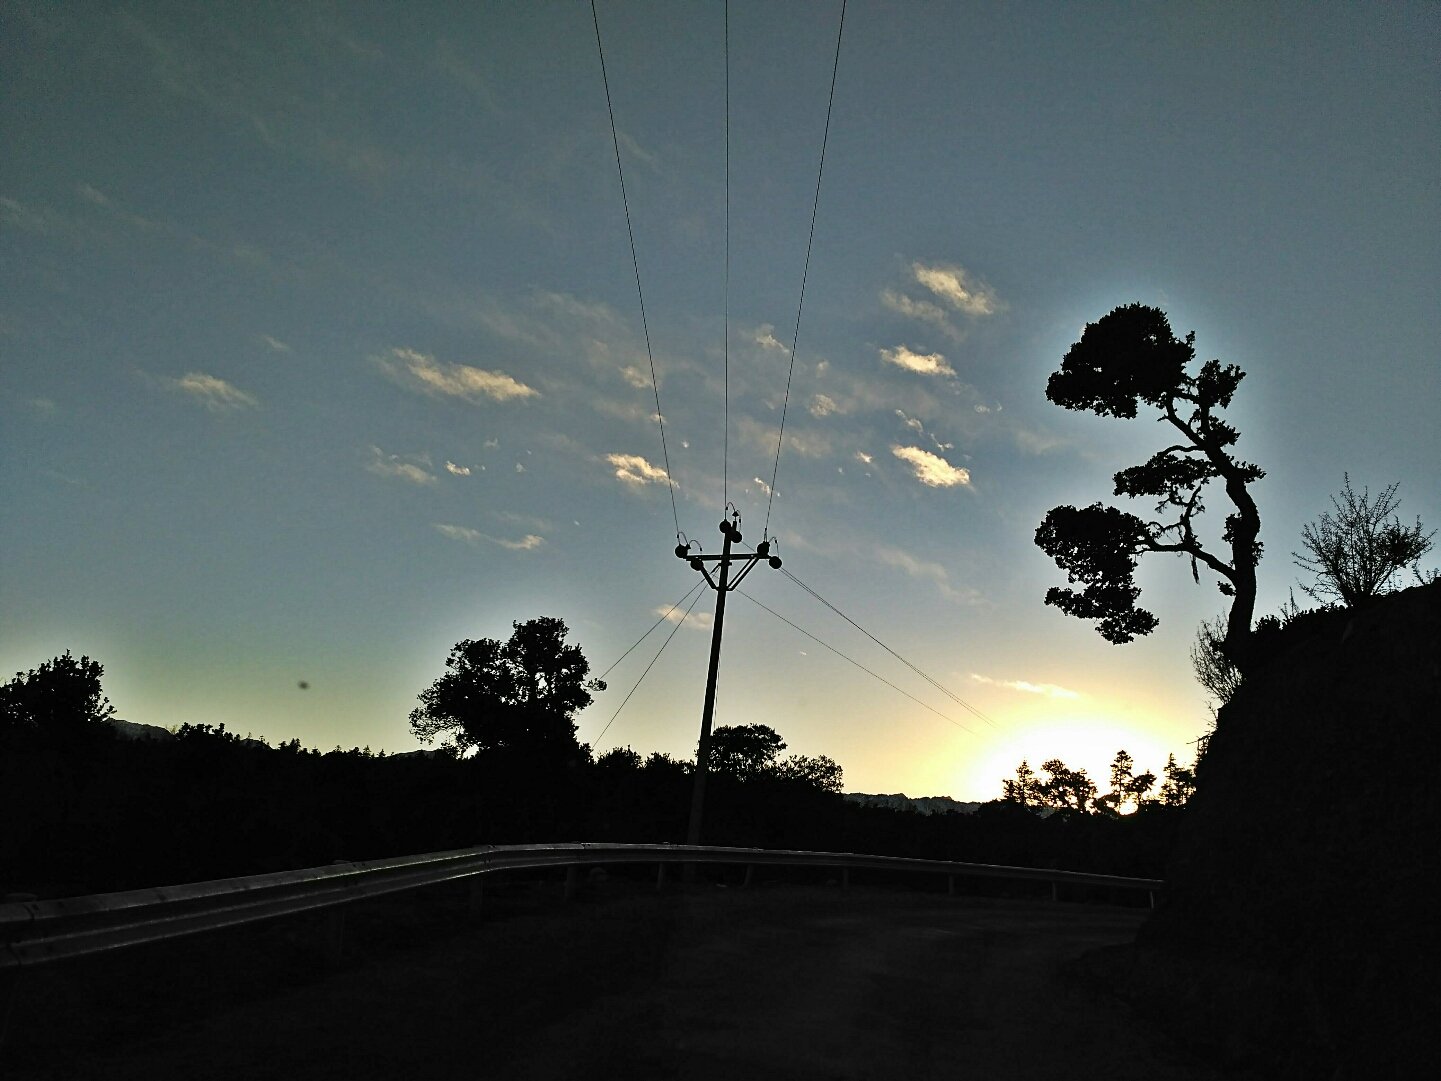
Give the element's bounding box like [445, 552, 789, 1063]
[2, 877, 1259, 1080]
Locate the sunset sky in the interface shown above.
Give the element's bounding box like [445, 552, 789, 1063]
[3, 1, 1437, 801]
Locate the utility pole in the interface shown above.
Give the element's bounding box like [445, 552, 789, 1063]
[676, 508, 782, 846]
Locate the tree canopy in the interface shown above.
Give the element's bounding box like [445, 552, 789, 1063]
[409, 617, 604, 758]
[707, 723, 845, 793]
[1035, 304, 1264, 665]
[1, 651, 115, 747]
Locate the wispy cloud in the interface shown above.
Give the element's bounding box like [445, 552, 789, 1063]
[873, 544, 980, 604]
[754, 324, 788, 354]
[168, 372, 258, 411]
[809, 393, 840, 418]
[444, 461, 473, 476]
[378, 347, 539, 403]
[657, 604, 713, 632]
[881, 289, 963, 341]
[891, 445, 971, 488]
[605, 453, 672, 488]
[911, 262, 999, 317]
[881, 345, 955, 377]
[367, 446, 436, 486]
[434, 523, 545, 550]
[258, 334, 292, 353]
[970, 673, 1081, 700]
[882, 261, 1001, 341]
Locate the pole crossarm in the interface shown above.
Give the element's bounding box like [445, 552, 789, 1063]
[675, 512, 783, 846]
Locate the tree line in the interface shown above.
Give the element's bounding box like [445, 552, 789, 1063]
[2, 636, 1183, 899]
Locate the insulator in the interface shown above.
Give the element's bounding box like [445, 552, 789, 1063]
[674, 544, 689, 559]
[689, 558, 702, 571]
[769, 556, 782, 569]
[756, 540, 770, 557]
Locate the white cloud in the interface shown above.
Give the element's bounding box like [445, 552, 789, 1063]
[754, 324, 788, 353]
[605, 453, 671, 488]
[854, 451, 874, 465]
[911, 262, 999, 317]
[880, 289, 962, 341]
[872, 544, 980, 604]
[657, 604, 713, 632]
[258, 334, 292, 353]
[434, 523, 483, 544]
[445, 461, 472, 476]
[895, 409, 925, 434]
[809, 393, 840, 417]
[495, 533, 544, 551]
[881, 345, 954, 377]
[434, 523, 545, 551]
[367, 446, 436, 486]
[169, 372, 258, 411]
[380, 347, 538, 403]
[752, 476, 772, 497]
[891, 445, 971, 488]
[620, 364, 651, 389]
[970, 673, 1081, 700]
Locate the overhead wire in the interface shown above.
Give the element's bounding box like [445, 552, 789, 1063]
[763, 0, 848, 539]
[722, 0, 731, 514]
[778, 564, 999, 728]
[738, 589, 975, 734]
[593, 585, 709, 747]
[590, 0, 683, 541]
[596, 580, 706, 683]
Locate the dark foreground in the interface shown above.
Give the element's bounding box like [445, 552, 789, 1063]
[3, 878, 1257, 1080]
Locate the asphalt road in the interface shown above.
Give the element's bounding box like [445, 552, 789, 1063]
[3, 880, 1256, 1080]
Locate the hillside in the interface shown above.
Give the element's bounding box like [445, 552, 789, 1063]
[1108, 582, 1439, 1077]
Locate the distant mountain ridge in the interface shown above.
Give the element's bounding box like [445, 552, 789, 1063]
[843, 792, 982, 815]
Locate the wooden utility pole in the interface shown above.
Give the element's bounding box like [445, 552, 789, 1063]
[677, 510, 781, 846]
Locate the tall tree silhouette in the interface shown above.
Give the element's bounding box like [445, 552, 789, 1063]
[1035, 304, 1263, 665]
[409, 617, 604, 758]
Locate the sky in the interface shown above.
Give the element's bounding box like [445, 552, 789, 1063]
[3, 1, 1437, 802]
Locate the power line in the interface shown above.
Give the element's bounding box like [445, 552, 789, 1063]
[722, 0, 731, 515]
[594, 586, 708, 747]
[737, 589, 975, 734]
[597, 581, 705, 682]
[777, 564, 999, 728]
[590, 0, 683, 541]
[764, 0, 848, 539]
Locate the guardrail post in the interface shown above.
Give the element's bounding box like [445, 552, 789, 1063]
[564, 865, 579, 902]
[743, 864, 754, 889]
[1148, 889, 1156, 910]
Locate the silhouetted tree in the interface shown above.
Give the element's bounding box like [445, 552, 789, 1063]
[409, 617, 604, 758]
[594, 745, 642, 771]
[1293, 474, 1435, 608]
[1097, 749, 1156, 815]
[0, 651, 115, 747]
[708, 723, 786, 779]
[1034, 304, 1264, 666]
[1191, 613, 1243, 717]
[1038, 758, 1097, 814]
[1002, 759, 1042, 807]
[775, 753, 844, 793]
[1158, 753, 1196, 806]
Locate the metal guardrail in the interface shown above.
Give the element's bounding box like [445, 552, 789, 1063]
[0, 842, 1161, 970]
